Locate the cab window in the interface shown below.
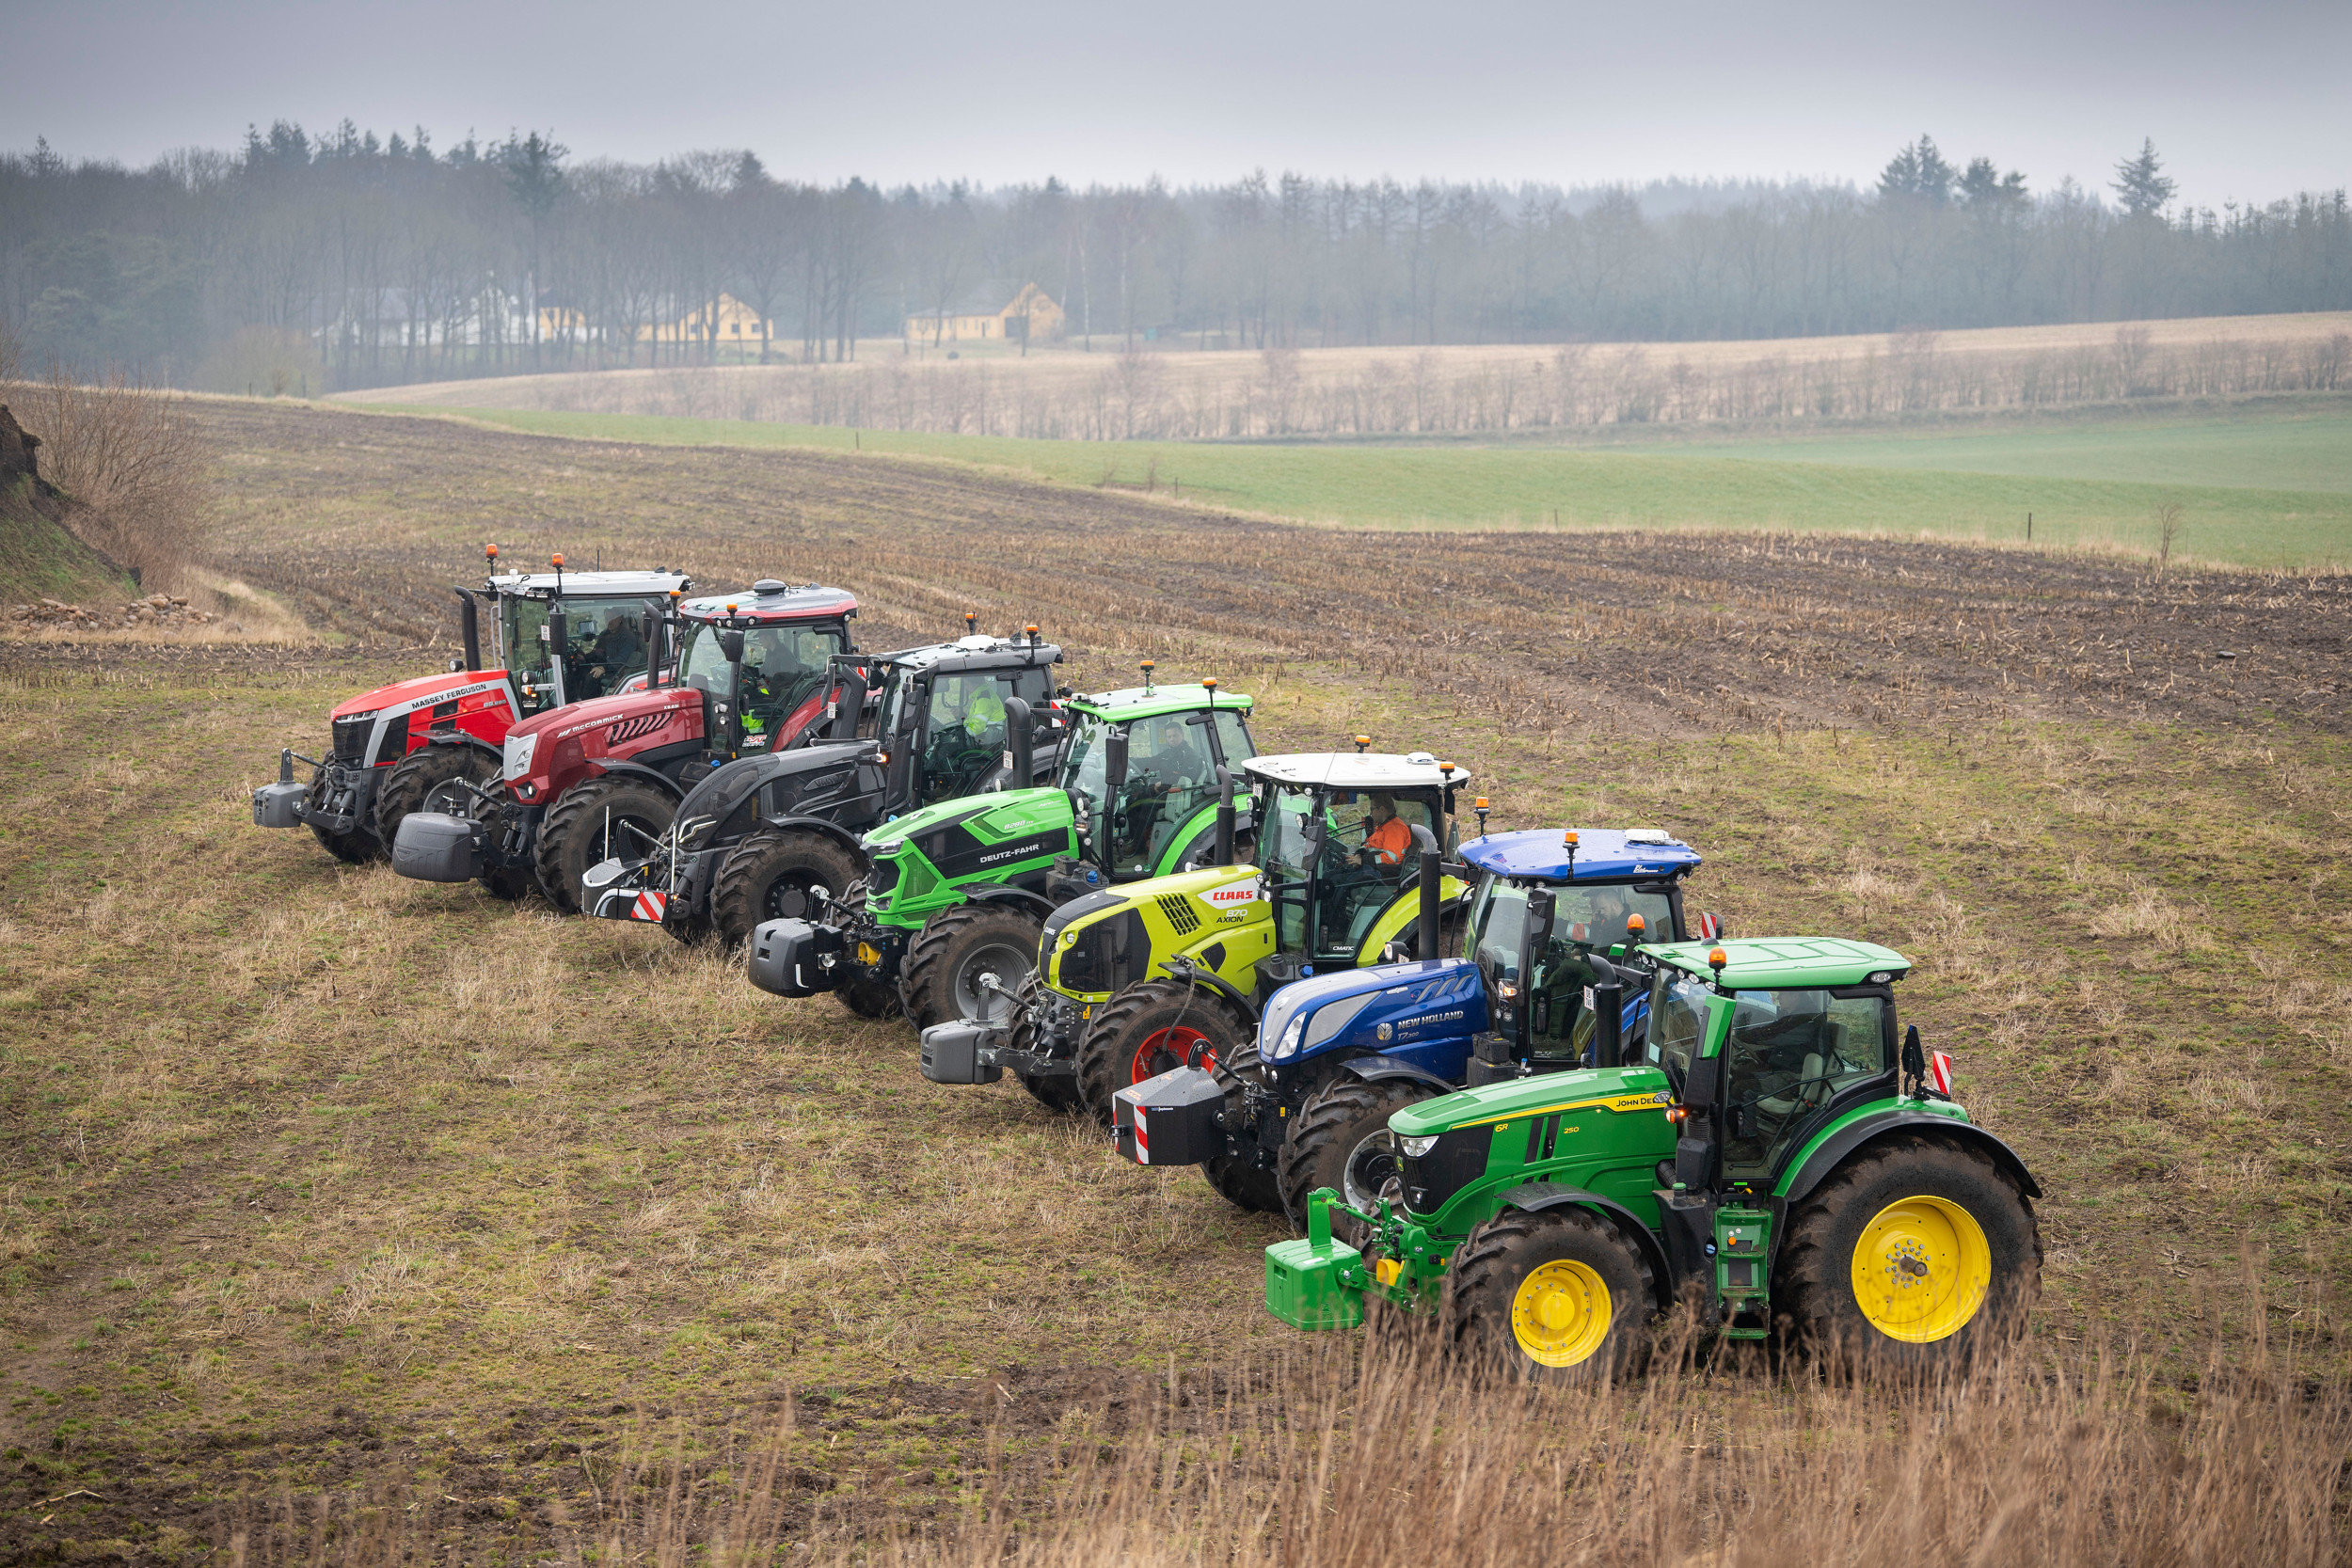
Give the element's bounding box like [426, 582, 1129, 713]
[912, 670, 1048, 806]
[739, 626, 846, 743]
[1722, 990, 1891, 1180]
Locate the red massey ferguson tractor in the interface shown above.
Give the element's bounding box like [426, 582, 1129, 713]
[389, 579, 863, 911]
[251, 547, 693, 864]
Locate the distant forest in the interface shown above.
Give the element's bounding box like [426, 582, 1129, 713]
[1, 120, 2346, 391]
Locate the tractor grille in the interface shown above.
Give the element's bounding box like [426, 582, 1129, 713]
[1157, 894, 1201, 935]
[331, 714, 373, 763]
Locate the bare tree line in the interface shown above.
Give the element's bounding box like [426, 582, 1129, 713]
[413, 321, 2352, 440]
[1, 120, 2347, 391]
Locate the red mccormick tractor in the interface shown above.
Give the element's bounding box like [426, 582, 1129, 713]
[390, 580, 861, 911]
[250, 547, 691, 863]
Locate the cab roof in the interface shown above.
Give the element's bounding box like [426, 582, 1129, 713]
[1242, 752, 1468, 792]
[487, 569, 691, 600]
[1645, 936, 1911, 990]
[1072, 682, 1253, 719]
[676, 582, 859, 625]
[874, 635, 1064, 675]
[1460, 827, 1699, 883]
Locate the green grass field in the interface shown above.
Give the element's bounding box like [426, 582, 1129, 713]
[351, 401, 2352, 571]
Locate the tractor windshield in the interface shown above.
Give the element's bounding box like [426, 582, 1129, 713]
[908, 668, 1054, 806]
[675, 620, 848, 750]
[1643, 972, 1715, 1085]
[1259, 782, 1448, 960]
[501, 596, 660, 711]
[1470, 876, 1677, 1061]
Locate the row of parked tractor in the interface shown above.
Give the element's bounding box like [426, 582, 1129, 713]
[252, 549, 2042, 1380]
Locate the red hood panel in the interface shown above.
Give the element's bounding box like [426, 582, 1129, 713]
[333, 668, 513, 720]
[508, 686, 699, 742]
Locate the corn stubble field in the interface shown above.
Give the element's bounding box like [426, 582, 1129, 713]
[3, 400, 2351, 1563]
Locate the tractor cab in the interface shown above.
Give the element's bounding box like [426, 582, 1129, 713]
[1246, 752, 1469, 974]
[1461, 828, 1703, 1077]
[868, 631, 1070, 807]
[476, 563, 695, 712]
[1060, 669, 1257, 878]
[667, 584, 860, 758]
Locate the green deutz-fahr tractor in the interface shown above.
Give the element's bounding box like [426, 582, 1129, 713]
[917, 750, 1475, 1148]
[1263, 937, 2042, 1378]
[748, 661, 1259, 1037]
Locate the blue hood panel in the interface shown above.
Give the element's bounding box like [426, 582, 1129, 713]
[1261, 958, 1488, 1080]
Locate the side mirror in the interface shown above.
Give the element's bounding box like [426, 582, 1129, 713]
[720, 629, 746, 665]
[1525, 888, 1557, 954]
[1005, 697, 1035, 790]
[548, 610, 568, 655]
[1104, 728, 1129, 789]
[1056, 684, 1073, 699]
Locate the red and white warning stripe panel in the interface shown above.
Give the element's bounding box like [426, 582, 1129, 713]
[629, 890, 667, 923]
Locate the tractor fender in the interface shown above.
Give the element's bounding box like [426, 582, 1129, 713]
[1495, 1182, 1677, 1311]
[1337, 1058, 1457, 1096]
[1161, 958, 1261, 1023]
[957, 883, 1057, 922]
[757, 813, 870, 863]
[1778, 1112, 2043, 1208]
[421, 731, 503, 764]
[585, 759, 690, 802]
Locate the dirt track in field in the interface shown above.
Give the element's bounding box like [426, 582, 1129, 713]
[182, 400, 2349, 742]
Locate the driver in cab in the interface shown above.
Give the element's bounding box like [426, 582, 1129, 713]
[1353, 792, 1413, 867]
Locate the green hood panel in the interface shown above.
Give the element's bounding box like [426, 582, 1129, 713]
[865, 786, 1073, 852]
[1391, 1065, 1677, 1138]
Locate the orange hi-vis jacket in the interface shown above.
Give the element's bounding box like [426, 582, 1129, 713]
[1365, 816, 1413, 865]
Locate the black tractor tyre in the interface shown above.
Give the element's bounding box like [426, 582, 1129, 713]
[373, 744, 499, 847]
[1446, 1207, 1655, 1384]
[1279, 1074, 1437, 1228]
[482, 865, 536, 902]
[1775, 1134, 2041, 1375]
[711, 830, 864, 949]
[1200, 1034, 1288, 1214]
[305, 768, 383, 863]
[836, 976, 904, 1021]
[1076, 977, 1247, 1126]
[534, 775, 679, 914]
[899, 904, 1044, 1032]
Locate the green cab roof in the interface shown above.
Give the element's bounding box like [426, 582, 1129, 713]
[1070, 682, 1252, 719]
[1645, 936, 1911, 990]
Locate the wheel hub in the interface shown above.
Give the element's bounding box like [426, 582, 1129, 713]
[1850, 1196, 1993, 1344]
[1508, 1259, 1611, 1368]
[1131, 1025, 1216, 1085]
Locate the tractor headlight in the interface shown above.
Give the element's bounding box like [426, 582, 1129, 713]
[1271, 1011, 1307, 1060]
[1398, 1134, 1440, 1158]
[501, 730, 539, 781]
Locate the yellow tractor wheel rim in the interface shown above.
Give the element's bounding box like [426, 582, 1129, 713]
[1850, 1195, 1992, 1343]
[1509, 1259, 1612, 1367]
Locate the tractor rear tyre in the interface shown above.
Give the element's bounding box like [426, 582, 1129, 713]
[373, 744, 499, 847]
[712, 830, 862, 949]
[1775, 1134, 2039, 1374]
[1279, 1074, 1437, 1227]
[899, 904, 1043, 1032]
[535, 776, 679, 914]
[1200, 1035, 1285, 1213]
[1447, 1207, 1654, 1384]
[304, 768, 383, 863]
[1076, 977, 1246, 1125]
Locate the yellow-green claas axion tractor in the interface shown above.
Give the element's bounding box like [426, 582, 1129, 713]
[918, 747, 1476, 1148]
[1258, 936, 2042, 1378]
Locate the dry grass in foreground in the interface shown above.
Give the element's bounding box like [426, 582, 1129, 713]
[206, 1306, 2348, 1568]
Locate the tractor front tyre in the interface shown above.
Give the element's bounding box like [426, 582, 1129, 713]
[534, 776, 679, 915]
[373, 745, 498, 847]
[1201, 1036, 1286, 1213]
[304, 769, 383, 863]
[1446, 1207, 1654, 1384]
[1076, 977, 1245, 1125]
[1279, 1075, 1437, 1228]
[898, 904, 1043, 1032]
[711, 830, 863, 949]
[483, 866, 536, 902]
[1775, 1135, 2040, 1374]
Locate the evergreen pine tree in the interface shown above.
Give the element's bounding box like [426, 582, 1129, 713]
[2112, 138, 2176, 218]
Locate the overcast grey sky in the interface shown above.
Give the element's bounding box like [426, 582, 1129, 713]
[7, 0, 2344, 208]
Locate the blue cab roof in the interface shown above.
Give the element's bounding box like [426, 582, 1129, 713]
[1458, 827, 1701, 883]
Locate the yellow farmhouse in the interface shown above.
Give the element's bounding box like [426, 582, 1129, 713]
[903, 284, 1064, 346]
[636, 293, 775, 346]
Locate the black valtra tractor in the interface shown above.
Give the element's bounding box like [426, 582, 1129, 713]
[583, 619, 1070, 989]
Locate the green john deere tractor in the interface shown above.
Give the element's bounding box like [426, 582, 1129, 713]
[916, 749, 1474, 1143]
[1263, 936, 2042, 1378]
[749, 662, 1258, 1039]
